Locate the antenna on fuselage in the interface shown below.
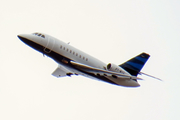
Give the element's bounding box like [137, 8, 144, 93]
[67, 42, 70, 44]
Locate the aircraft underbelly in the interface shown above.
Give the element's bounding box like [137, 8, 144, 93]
[105, 76, 140, 87]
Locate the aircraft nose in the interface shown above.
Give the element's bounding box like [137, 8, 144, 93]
[17, 34, 26, 39]
[17, 34, 31, 45]
[17, 34, 23, 40]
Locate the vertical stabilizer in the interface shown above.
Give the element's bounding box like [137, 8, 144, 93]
[119, 53, 150, 76]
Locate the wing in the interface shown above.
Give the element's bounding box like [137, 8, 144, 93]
[70, 61, 142, 80]
[52, 65, 74, 77]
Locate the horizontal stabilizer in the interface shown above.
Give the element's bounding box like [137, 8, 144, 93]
[139, 72, 162, 81]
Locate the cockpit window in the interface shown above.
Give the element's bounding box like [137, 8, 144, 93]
[41, 35, 45, 38]
[32, 32, 45, 38]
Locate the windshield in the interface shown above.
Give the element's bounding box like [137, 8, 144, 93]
[32, 32, 45, 38]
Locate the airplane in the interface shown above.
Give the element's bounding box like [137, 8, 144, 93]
[17, 32, 161, 87]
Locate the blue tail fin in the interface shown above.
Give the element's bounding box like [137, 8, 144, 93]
[119, 53, 150, 76]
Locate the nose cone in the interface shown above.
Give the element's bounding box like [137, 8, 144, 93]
[17, 34, 22, 40]
[17, 34, 28, 42]
[17, 34, 37, 47]
[17, 34, 33, 46]
[17, 33, 45, 54]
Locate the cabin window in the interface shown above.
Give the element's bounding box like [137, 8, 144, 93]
[67, 49, 69, 52]
[86, 58, 88, 61]
[83, 57, 85, 60]
[70, 50, 72, 53]
[79, 55, 81, 58]
[63, 47, 65, 50]
[60, 45, 62, 49]
[76, 53, 78, 56]
[73, 52, 75, 55]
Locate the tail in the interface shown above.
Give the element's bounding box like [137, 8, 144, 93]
[119, 53, 150, 76]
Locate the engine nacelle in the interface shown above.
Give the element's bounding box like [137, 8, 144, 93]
[107, 63, 121, 72]
[107, 63, 128, 74]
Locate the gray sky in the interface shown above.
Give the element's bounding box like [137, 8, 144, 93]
[0, 0, 179, 120]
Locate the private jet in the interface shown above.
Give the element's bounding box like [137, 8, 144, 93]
[18, 32, 161, 87]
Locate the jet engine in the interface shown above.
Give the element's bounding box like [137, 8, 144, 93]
[107, 63, 122, 72]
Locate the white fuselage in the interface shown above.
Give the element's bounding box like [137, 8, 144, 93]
[18, 33, 140, 87]
[22, 33, 107, 68]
